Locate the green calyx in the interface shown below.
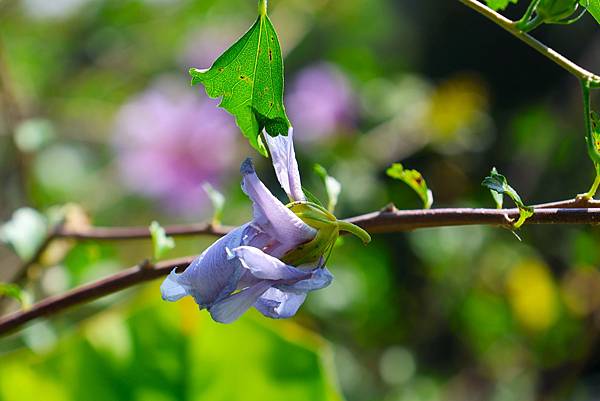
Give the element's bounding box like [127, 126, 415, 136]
[281, 202, 371, 266]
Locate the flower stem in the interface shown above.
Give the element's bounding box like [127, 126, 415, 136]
[259, 0, 267, 16]
[582, 172, 600, 199]
[580, 81, 600, 198]
[514, 0, 541, 31]
[337, 221, 371, 245]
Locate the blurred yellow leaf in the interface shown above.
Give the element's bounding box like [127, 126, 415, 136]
[506, 260, 558, 332]
[425, 75, 489, 151]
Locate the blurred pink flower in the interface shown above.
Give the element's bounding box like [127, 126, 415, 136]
[180, 22, 244, 71]
[113, 78, 238, 215]
[287, 63, 357, 143]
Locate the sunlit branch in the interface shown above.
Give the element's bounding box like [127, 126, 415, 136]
[10, 222, 235, 283]
[0, 256, 195, 336]
[459, 0, 600, 87]
[4, 201, 600, 335]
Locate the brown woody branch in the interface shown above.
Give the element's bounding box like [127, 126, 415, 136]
[0, 257, 194, 336]
[3, 200, 600, 336]
[11, 222, 234, 282]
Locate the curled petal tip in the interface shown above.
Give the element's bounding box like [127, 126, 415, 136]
[240, 158, 255, 175]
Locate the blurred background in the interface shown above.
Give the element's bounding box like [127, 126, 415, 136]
[1, 0, 600, 400]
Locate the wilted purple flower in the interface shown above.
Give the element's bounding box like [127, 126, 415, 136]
[113, 78, 238, 215]
[287, 63, 357, 143]
[161, 130, 370, 323]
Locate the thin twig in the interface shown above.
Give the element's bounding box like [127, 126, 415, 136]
[345, 206, 600, 233]
[4, 204, 600, 335]
[8, 198, 600, 281]
[9, 222, 233, 282]
[458, 0, 600, 86]
[56, 222, 235, 241]
[521, 197, 600, 209]
[0, 256, 194, 336]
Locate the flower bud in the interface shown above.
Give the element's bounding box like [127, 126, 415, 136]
[537, 0, 579, 22]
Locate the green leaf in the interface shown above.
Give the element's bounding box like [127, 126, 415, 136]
[485, 0, 518, 11]
[386, 163, 433, 209]
[0, 283, 32, 309]
[202, 183, 226, 226]
[581, 0, 600, 23]
[189, 1, 290, 157]
[588, 111, 600, 162]
[314, 164, 342, 213]
[0, 300, 344, 401]
[149, 221, 175, 261]
[488, 167, 504, 209]
[481, 168, 534, 228]
[0, 208, 49, 260]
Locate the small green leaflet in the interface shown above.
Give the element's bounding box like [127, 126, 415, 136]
[203, 183, 225, 226]
[301, 186, 326, 209]
[589, 111, 600, 162]
[149, 221, 175, 261]
[314, 164, 342, 213]
[0, 283, 32, 309]
[482, 168, 534, 228]
[189, 1, 290, 157]
[386, 163, 433, 209]
[488, 167, 504, 209]
[485, 0, 518, 11]
[581, 0, 600, 23]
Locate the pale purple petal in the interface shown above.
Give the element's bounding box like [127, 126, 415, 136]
[160, 270, 190, 302]
[264, 128, 305, 202]
[231, 246, 311, 281]
[240, 158, 315, 250]
[254, 288, 307, 319]
[160, 225, 248, 307]
[277, 267, 334, 293]
[209, 280, 272, 323]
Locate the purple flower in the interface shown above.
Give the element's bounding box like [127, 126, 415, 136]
[113, 78, 238, 215]
[287, 63, 357, 143]
[160, 130, 370, 323]
[180, 23, 243, 72]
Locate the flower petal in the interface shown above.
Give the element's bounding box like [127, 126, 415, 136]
[209, 280, 272, 323]
[254, 288, 307, 319]
[240, 158, 315, 249]
[160, 269, 190, 301]
[231, 245, 311, 281]
[264, 127, 305, 202]
[277, 267, 334, 293]
[160, 225, 247, 307]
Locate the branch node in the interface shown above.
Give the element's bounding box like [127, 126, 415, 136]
[381, 203, 399, 213]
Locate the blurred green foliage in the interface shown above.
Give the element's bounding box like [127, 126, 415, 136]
[1, 0, 600, 400]
[0, 288, 342, 401]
